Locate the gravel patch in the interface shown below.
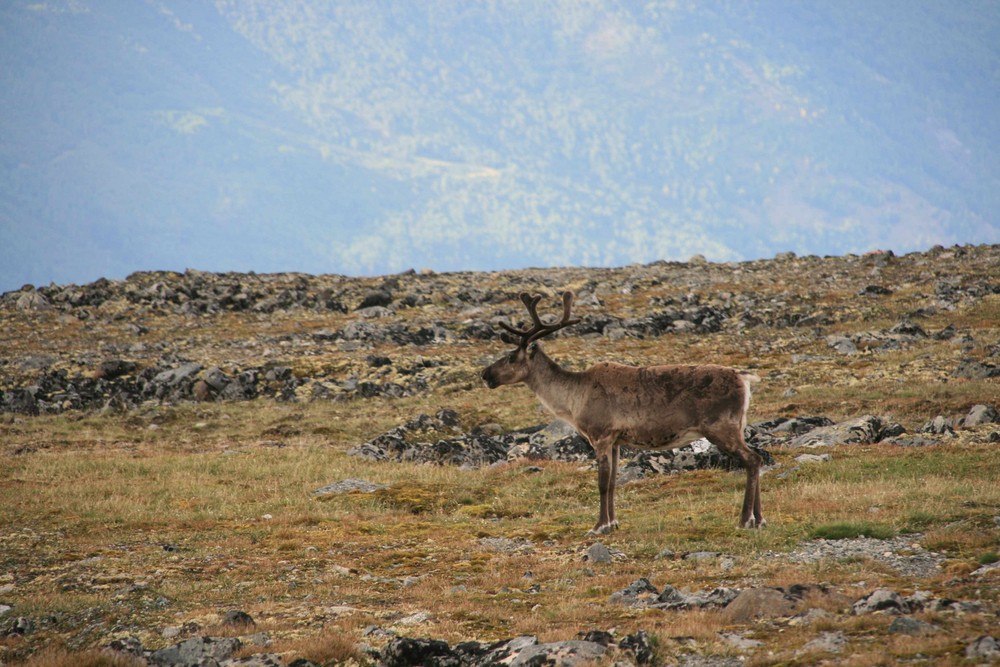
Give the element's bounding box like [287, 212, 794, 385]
[768, 534, 943, 578]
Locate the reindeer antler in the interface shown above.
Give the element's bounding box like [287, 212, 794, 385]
[498, 291, 580, 347]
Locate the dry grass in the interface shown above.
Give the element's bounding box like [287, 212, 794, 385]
[2, 249, 1000, 664]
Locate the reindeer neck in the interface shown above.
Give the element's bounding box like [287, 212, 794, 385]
[524, 349, 583, 422]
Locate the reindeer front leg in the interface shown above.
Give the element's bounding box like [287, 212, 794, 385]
[588, 438, 619, 536]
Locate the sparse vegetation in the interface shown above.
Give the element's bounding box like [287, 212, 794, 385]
[2, 245, 1000, 664]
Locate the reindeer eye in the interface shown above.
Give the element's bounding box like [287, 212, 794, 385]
[507, 351, 518, 362]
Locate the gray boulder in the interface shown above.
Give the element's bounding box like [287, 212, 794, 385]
[785, 415, 904, 448]
[966, 636, 1000, 660]
[963, 404, 999, 427]
[149, 636, 242, 666]
[852, 589, 910, 615]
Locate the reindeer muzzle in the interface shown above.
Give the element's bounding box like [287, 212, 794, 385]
[481, 368, 499, 389]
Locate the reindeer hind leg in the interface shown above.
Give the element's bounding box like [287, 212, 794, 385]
[704, 426, 765, 529]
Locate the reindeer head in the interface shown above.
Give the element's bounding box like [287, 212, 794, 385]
[481, 291, 580, 389]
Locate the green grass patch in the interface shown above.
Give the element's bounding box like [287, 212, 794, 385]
[977, 552, 999, 566]
[809, 521, 896, 540]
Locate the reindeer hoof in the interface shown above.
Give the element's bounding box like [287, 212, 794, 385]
[587, 521, 619, 536]
[741, 517, 767, 529]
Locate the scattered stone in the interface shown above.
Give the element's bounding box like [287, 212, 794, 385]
[377, 634, 615, 667]
[107, 636, 145, 657]
[826, 335, 858, 355]
[801, 631, 847, 654]
[888, 616, 938, 635]
[1, 616, 34, 637]
[719, 632, 764, 650]
[379, 637, 454, 667]
[720, 588, 799, 623]
[224, 654, 283, 666]
[971, 561, 1000, 578]
[890, 437, 941, 447]
[852, 589, 910, 615]
[358, 289, 393, 310]
[966, 636, 1000, 660]
[619, 630, 655, 665]
[477, 537, 533, 554]
[96, 359, 137, 380]
[149, 636, 242, 666]
[313, 479, 387, 496]
[859, 285, 893, 296]
[963, 404, 999, 427]
[608, 578, 660, 607]
[921, 416, 956, 436]
[584, 542, 612, 563]
[394, 611, 432, 626]
[953, 359, 1000, 379]
[784, 415, 903, 448]
[794, 453, 831, 463]
[222, 610, 256, 628]
[618, 438, 773, 483]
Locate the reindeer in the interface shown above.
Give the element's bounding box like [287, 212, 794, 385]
[481, 291, 764, 534]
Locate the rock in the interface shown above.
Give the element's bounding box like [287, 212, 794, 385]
[652, 584, 738, 611]
[766, 416, 834, 435]
[963, 404, 999, 427]
[852, 589, 910, 615]
[826, 335, 858, 355]
[888, 616, 938, 635]
[784, 415, 902, 448]
[153, 362, 203, 392]
[477, 537, 533, 554]
[618, 630, 655, 665]
[107, 636, 145, 657]
[618, 438, 773, 483]
[224, 654, 284, 666]
[380, 637, 455, 667]
[921, 416, 957, 436]
[314, 479, 387, 496]
[954, 359, 1000, 379]
[720, 588, 799, 623]
[584, 543, 612, 564]
[149, 636, 242, 666]
[719, 632, 764, 650]
[608, 578, 659, 606]
[1, 616, 34, 636]
[203, 367, 231, 392]
[890, 437, 941, 447]
[96, 359, 137, 380]
[358, 289, 393, 310]
[794, 453, 831, 463]
[222, 610, 256, 628]
[15, 290, 51, 311]
[887, 319, 927, 338]
[394, 611, 432, 626]
[802, 631, 846, 654]
[966, 636, 1000, 660]
[507, 640, 606, 667]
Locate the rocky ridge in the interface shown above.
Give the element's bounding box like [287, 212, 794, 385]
[3, 244, 999, 422]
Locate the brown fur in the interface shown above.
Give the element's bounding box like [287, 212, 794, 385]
[482, 294, 764, 534]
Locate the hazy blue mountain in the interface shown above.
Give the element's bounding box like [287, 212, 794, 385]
[2, 0, 998, 291]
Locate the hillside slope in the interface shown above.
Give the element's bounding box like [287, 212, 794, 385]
[2, 1, 999, 289]
[1, 245, 999, 664]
